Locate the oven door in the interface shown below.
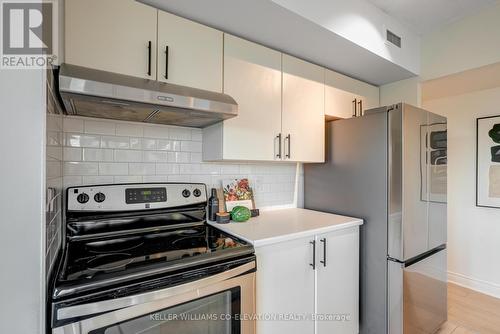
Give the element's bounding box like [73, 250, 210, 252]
[53, 262, 255, 334]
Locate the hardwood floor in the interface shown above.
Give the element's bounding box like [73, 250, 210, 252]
[436, 283, 500, 334]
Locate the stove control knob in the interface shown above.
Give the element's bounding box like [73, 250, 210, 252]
[193, 188, 202, 197]
[182, 189, 191, 198]
[77, 193, 89, 204]
[94, 192, 106, 203]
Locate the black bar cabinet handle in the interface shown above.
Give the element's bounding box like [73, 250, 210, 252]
[276, 133, 282, 159]
[358, 100, 363, 116]
[310, 240, 316, 270]
[320, 238, 327, 267]
[147, 41, 152, 76]
[285, 134, 291, 159]
[352, 98, 357, 117]
[164, 45, 169, 79]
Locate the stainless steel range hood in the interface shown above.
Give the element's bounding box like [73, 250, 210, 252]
[58, 64, 238, 128]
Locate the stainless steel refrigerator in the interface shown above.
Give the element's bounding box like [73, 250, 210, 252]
[304, 103, 447, 334]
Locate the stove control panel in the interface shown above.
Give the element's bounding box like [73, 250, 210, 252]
[67, 183, 207, 212]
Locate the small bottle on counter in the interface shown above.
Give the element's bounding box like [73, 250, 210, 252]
[208, 188, 219, 221]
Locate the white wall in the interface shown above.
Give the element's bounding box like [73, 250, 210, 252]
[379, 77, 421, 107]
[424, 88, 500, 298]
[271, 0, 421, 74]
[421, 2, 500, 80]
[59, 116, 299, 209]
[0, 70, 46, 333]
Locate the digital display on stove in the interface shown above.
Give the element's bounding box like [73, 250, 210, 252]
[125, 187, 167, 204]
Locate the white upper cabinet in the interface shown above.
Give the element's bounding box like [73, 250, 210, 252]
[157, 12, 223, 92]
[282, 55, 325, 163]
[203, 35, 282, 161]
[325, 68, 380, 119]
[65, 0, 157, 80]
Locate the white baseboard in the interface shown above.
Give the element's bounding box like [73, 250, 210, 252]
[448, 271, 500, 299]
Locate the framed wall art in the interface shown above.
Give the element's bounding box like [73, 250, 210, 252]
[477, 115, 500, 208]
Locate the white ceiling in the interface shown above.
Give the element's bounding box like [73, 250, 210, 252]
[365, 0, 498, 35]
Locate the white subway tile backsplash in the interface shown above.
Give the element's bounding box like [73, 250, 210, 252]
[156, 163, 179, 175]
[61, 116, 298, 208]
[191, 129, 202, 141]
[200, 163, 221, 175]
[114, 175, 142, 183]
[63, 118, 84, 133]
[47, 131, 62, 146]
[143, 175, 169, 183]
[47, 146, 63, 161]
[82, 175, 114, 184]
[47, 114, 63, 131]
[101, 136, 130, 149]
[140, 138, 157, 150]
[129, 138, 142, 150]
[64, 162, 98, 175]
[181, 141, 202, 152]
[169, 127, 191, 140]
[179, 164, 202, 175]
[84, 120, 116, 135]
[99, 163, 128, 175]
[239, 165, 253, 174]
[129, 163, 155, 175]
[220, 164, 240, 175]
[143, 151, 168, 162]
[63, 176, 82, 187]
[167, 152, 190, 163]
[63, 147, 82, 161]
[66, 133, 100, 148]
[157, 139, 180, 151]
[144, 125, 169, 139]
[167, 175, 186, 182]
[82, 148, 113, 162]
[116, 123, 143, 137]
[114, 150, 143, 162]
[190, 153, 202, 163]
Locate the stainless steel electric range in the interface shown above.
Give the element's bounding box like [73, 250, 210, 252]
[49, 183, 256, 334]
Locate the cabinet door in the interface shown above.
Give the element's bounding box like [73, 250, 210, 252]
[157, 11, 223, 92]
[316, 227, 359, 334]
[221, 35, 282, 160]
[325, 85, 357, 119]
[325, 68, 379, 118]
[282, 55, 325, 163]
[256, 238, 316, 334]
[65, 0, 157, 79]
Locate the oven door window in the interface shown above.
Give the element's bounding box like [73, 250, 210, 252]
[90, 288, 241, 334]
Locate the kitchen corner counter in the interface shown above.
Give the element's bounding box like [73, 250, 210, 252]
[208, 208, 363, 247]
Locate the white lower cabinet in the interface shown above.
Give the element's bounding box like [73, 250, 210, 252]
[256, 237, 316, 334]
[255, 226, 360, 334]
[316, 228, 360, 334]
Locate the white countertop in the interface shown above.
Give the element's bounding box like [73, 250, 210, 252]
[208, 208, 363, 247]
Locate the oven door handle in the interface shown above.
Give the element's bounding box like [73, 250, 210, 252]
[57, 261, 255, 321]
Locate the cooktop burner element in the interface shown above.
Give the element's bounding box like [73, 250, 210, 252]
[86, 238, 144, 254]
[87, 253, 133, 271]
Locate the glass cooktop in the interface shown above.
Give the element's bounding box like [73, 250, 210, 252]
[58, 224, 252, 286]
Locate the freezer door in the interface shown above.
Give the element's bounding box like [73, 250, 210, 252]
[389, 104, 447, 261]
[388, 247, 447, 334]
